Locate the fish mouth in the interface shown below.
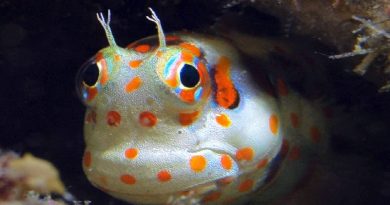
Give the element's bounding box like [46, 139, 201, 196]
[100, 179, 221, 204]
[85, 143, 241, 204]
[188, 139, 239, 157]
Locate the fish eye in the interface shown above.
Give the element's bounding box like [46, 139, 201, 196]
[80, 61, 100, 87]
[179, 64, 200, 88]
[76, 58, 101, 103]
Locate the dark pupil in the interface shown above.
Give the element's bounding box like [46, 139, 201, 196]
[83, 63, 99, 86]
[180, 64, 200, 88]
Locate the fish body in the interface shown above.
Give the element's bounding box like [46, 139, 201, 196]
[77, 10, 328, 205]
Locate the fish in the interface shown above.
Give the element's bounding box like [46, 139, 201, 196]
[76, 8, 330, 205]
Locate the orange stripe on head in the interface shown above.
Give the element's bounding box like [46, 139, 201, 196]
[179, 111, 199, 126]
[277, 78, 288, 96]
[180, 42, 201, 57]
[214, 56, 239, 109]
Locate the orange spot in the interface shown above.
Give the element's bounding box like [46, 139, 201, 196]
[107, 111, 121, 127]
[125, 148, 138, 159]
[180, 42, 201, 57]
[190, 155, 207, 172]
[277, 78, 288, 96]
[269, 114, 279, 135]
[288, 146, 301, 160]
[179, 111, 199, 126]
[214, 56, 239, 109]
[180, 190, 191, 196]
[165, 75, 178, 87]
[83, 151, 91, 167]
[216, 114, 231, 127]
[238, 179, 254, 192]
[87, 87, 98, 101]
[218, 176, 235, 185]
[120, 174, 136, 185]
[125, 76, 142, 93]
[202, 191, 221, 202]
[129, 60, 142, 68]
[221, 154, 233, 170]
[157, 170, 172, 182]
[181, 51, 194, 63]
[281, 139, 290, 159]
[135, 44, 151, 53]
[95, 52, 104, 62]
[98, 59, 109, 85]
[139, 111, 157, 127]
[98, 175, 108, 187]
[310, 126, 321, 143]
[179, 89, 195, 103]
[85, 110, 96, 124]
[290, 112, 299, 128]
[114, 54, 121, 62]
[256, 158, 268, 169]
[156, 50, 163, 57]
[166, 35, 180, 41]
[236, 147, 255, 161]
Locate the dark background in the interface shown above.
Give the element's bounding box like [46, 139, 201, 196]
[1, 0, 389, 204]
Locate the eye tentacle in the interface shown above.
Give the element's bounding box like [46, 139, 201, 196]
[146, 7, 166, 49]
[96, 9, 117, 47]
